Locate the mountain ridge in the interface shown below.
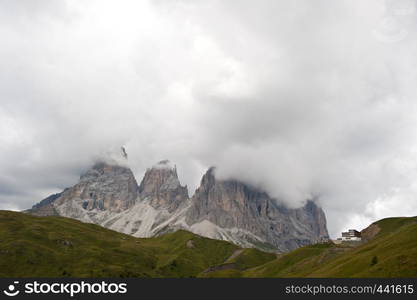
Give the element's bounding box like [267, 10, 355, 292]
[28, 159, 329, 252]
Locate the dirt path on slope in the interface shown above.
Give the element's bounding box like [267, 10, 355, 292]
[202, 249, 244, 274]
[224, 249, 244, 263]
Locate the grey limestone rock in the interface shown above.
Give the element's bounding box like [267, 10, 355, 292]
[28, 161, 329, 252]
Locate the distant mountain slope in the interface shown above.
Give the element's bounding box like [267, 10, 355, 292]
[27, 160, 329, 252]
[202, 216, 417, 278]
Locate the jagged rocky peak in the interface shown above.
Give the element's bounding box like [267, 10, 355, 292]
[186, 167, 329, 252]
[299, 199, 329, 239]
[66, 161, 139, 212]
[198, 166, 216, 191]
[138, 160, 189, 211]
[29, 161, 139, 217]
[187, 167, 269, 227]
[121, 146, 128, 159]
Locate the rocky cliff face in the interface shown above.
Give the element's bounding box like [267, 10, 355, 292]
[55, 162, 138, 212]
[28, 160, 329, 252]
[29, 192, 62, 216]
[71, 162, 137, 210]
[184, 168, 329, 251]
[139, 160, 189, 212]
[28, 160, 190, 238]
[29, 162, 139, 221]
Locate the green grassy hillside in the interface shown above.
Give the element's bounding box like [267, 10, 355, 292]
[304, 216, 417, 277]
[0, 210, 251, 277]
[1, 210, 416, 278]
[219, 216, 417, 278]
[199, 248, 277, 278]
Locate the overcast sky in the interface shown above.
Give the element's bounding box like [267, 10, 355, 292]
[1, 0, 417, 237]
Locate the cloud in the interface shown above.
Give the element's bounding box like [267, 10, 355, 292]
[1, 0, 417, 236]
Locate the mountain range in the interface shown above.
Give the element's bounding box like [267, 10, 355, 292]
[28, 158, 329, 252]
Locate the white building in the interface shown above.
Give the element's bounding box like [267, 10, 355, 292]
[336, 229, 362, 242]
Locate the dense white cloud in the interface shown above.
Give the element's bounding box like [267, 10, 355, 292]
[1, 0, 417, 236]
